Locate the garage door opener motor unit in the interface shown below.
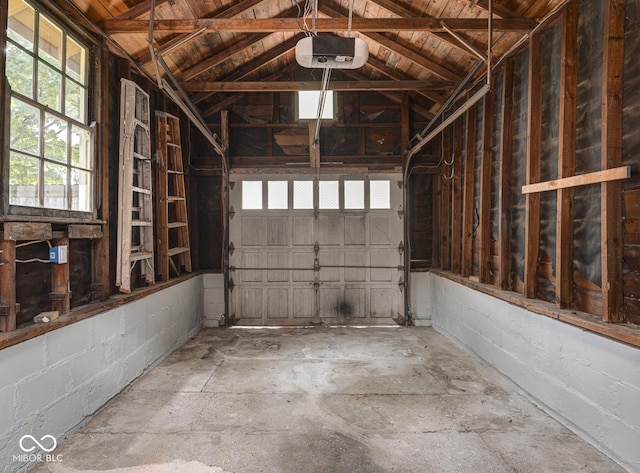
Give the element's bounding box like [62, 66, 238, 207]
[295, 36, 369, 69]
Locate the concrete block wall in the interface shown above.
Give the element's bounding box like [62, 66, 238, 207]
[427, 272, 640, 473]
[410, 272, 432, 326]
[203, 273, 225, 327]
[0, 276, 203, 473]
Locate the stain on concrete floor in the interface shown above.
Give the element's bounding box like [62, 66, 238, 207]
[31, 327, 625, 473]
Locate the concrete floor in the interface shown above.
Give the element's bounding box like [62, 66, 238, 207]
[33, 327, 625, 473]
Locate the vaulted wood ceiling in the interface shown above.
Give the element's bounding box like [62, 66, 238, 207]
[73, 0, 565, 119]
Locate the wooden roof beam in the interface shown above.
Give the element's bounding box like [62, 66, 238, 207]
[101, 17, 538, 34]
[341, 69, 434, 120]
[109, 0, 170, 21]
[201, 63, 299, 118]
[181, 80, 456, 92]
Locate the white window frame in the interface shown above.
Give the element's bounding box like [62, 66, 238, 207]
[4, 0, 96, 218]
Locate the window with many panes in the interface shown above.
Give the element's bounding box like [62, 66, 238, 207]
[5, 0, 94, 214]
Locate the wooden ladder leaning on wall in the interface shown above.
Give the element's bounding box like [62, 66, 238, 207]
[155, 111, 192, 281]
[117, 79, 155, 294]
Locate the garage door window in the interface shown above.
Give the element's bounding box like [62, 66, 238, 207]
[344, 180, 365, 209]
[293, 180, 313, 209]
[242, 181, 262, 209]
[268, 180, 288, 209]
[370, 180, 391, 209]
[319, 181, 339, 209]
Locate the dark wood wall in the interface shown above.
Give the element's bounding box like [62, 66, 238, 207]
[433, 0, 638, 328]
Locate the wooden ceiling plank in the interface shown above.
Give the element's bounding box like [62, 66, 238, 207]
[317, 4, 464, 82]
[136, 0, 271, 66]
[178, 32, 271, 80]
[195, 35, 303, 106]
[370, 0, 489, 56]
[364, 56, 447, 104]
[111, 0, 170, 21]
[180, 79, 456, 92]
[473, 0, 522, 19]
[100, 17, 538, 34]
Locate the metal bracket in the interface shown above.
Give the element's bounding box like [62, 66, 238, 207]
[398, 241, 405, 256]
[397, 205, 404, 219]
[229, 242, 235, 256]
[398, 277, 405, 292]
[229, 181, 235, 190]
[397, 180, 403, 189]
[229, 266, 236, 272]
[228, 278, 235, 292]
[313, 241, 320, 255]
[313, 258, 320, 272]
[229, 206, 235, 220]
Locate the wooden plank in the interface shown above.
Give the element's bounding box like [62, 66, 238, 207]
[462, 105, 477, 277]
[451, 117, 463, 274]
[110, 0, 169, 20]
[524, 34, 543, 298]
[3, 222, 52, 241]
[479, 90, 493, 284]
[0, 239, 17, 332]
[499, 62, 515, 290]
[50, 237, 71, 315]
[92, 46, 111, 301]
[101, 17, 538, 34]
[601, 0, 626, 323]
[441, 128, 452, 270]
[522, 166, 630, 194]
[180, 80, 457, 92]
[556, 3, 579, 309]
[68, 224, 103, 239]
[309, 122, 320, 169]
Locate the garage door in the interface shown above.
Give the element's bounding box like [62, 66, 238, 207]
[228, 173, 404, 325]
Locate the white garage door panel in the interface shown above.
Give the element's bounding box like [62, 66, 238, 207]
[239, 288, 263, 319]
[229, 174, 403, 325]
[293, 216, 314, 245]
[241, 252, 263, 282]
[267, 216, 288, 246]
[370, 287, 398, 318]
[344, 287, 366, 318]
[241, 216, 263, 246]
[345, 216, 366, 245]
[267, 288, 289, 318]
[293, 289, 315, 318]
[319, 215, 343, 245]
[344, 252, 366, 282]
[267, 252, 289, 282]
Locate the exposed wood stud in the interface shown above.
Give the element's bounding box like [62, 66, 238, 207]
[499, 61, 515, 290]
[479, 90, 494, 284]
[556, 3, 578, 309]
[601, 0, 626, 323]
[93, 46, 111, 301]
[451, 117, 463, 274]
[441, 127, 452, 270]
[462, 105, 477, 277]
[524, 34, 542, 299]
[0, 239, 17, 332]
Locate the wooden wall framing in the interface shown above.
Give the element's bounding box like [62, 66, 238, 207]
[434, 0, 636, 328]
